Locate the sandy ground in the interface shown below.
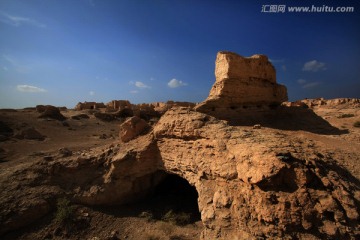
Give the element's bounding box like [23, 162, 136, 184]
[0, 105, 359, 240]
[0, 109, 203, 240]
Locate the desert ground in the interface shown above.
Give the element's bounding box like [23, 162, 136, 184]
[0, 107, 203, 240]
[0, 99, 359, 240]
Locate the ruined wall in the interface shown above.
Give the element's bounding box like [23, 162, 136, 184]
[75, 102, 106, 110]
[107, 100, 132, 110]
[195, 51, 288, 115]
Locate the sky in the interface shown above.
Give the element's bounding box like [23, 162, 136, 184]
[0, 0, 359, 108]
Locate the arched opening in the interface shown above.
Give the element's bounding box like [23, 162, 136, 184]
[143, 171, 201, 224]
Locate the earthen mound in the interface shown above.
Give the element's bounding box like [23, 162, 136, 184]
[94, 112, 116, 121]
[2, 107, 358, 239]
[115, 108, 134, 118]
[0, 120, 13, 141]
[296, 98, 360, 108]
[15, 127, 45, 141]
[38, 105, 66, 121]
[35, 105, 47, 113]
[71, 113, 90, 120]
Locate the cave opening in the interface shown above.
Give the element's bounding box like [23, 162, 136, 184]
[143, 171, 201, 224]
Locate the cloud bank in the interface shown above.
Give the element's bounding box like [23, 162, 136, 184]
[167, 78, 188, 88]
[302, 60, 326, 72]
[302, 82, 321, 89]
[16, 85, 47, 93]
[134, 81, 150, 89]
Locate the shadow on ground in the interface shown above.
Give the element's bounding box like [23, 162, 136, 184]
[207, 106, 348, 135]
[94, 171, 201, 224]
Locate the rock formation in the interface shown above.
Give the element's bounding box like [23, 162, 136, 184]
[0, 120, 13, 141]
[195, 51, 288, 119]
[93, 112, 117, 121]
[35, 105, 47, 113]
[119, 116, 150, 142]
[2, 107, 358, 239]
[295, 98, 360, 108]
[14, 127, 45, 141]
[71, 113, 90, 120]
[38, 105, 66, 121]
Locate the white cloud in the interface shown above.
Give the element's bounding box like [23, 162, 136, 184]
[0, 11, 46, 28]
[89, 91, 95, 96]
[302, 82, 321, 89]
[297, 79, 307, 84]
[16, 85, 47, 93]
[281, 65, 287, 72]
[167, 78, 188, 88]
[135, 81, 150, 89]
[130, 90, 139, 94]
[302, 60, 326, 72]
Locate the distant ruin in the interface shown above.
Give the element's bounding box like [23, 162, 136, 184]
[75, 101, 106, 110]
[106, 100, 132, 111]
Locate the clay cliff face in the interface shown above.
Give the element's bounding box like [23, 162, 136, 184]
[4, 107, 356, 239]
[195, 51, 288, 116]
[153, 108, 359, 239]
[3, 105, 358, 239]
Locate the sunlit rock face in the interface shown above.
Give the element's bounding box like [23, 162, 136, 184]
[195, 51, 288, 116]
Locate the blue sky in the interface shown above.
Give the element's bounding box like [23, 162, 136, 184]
[0, 0, 359, 108]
